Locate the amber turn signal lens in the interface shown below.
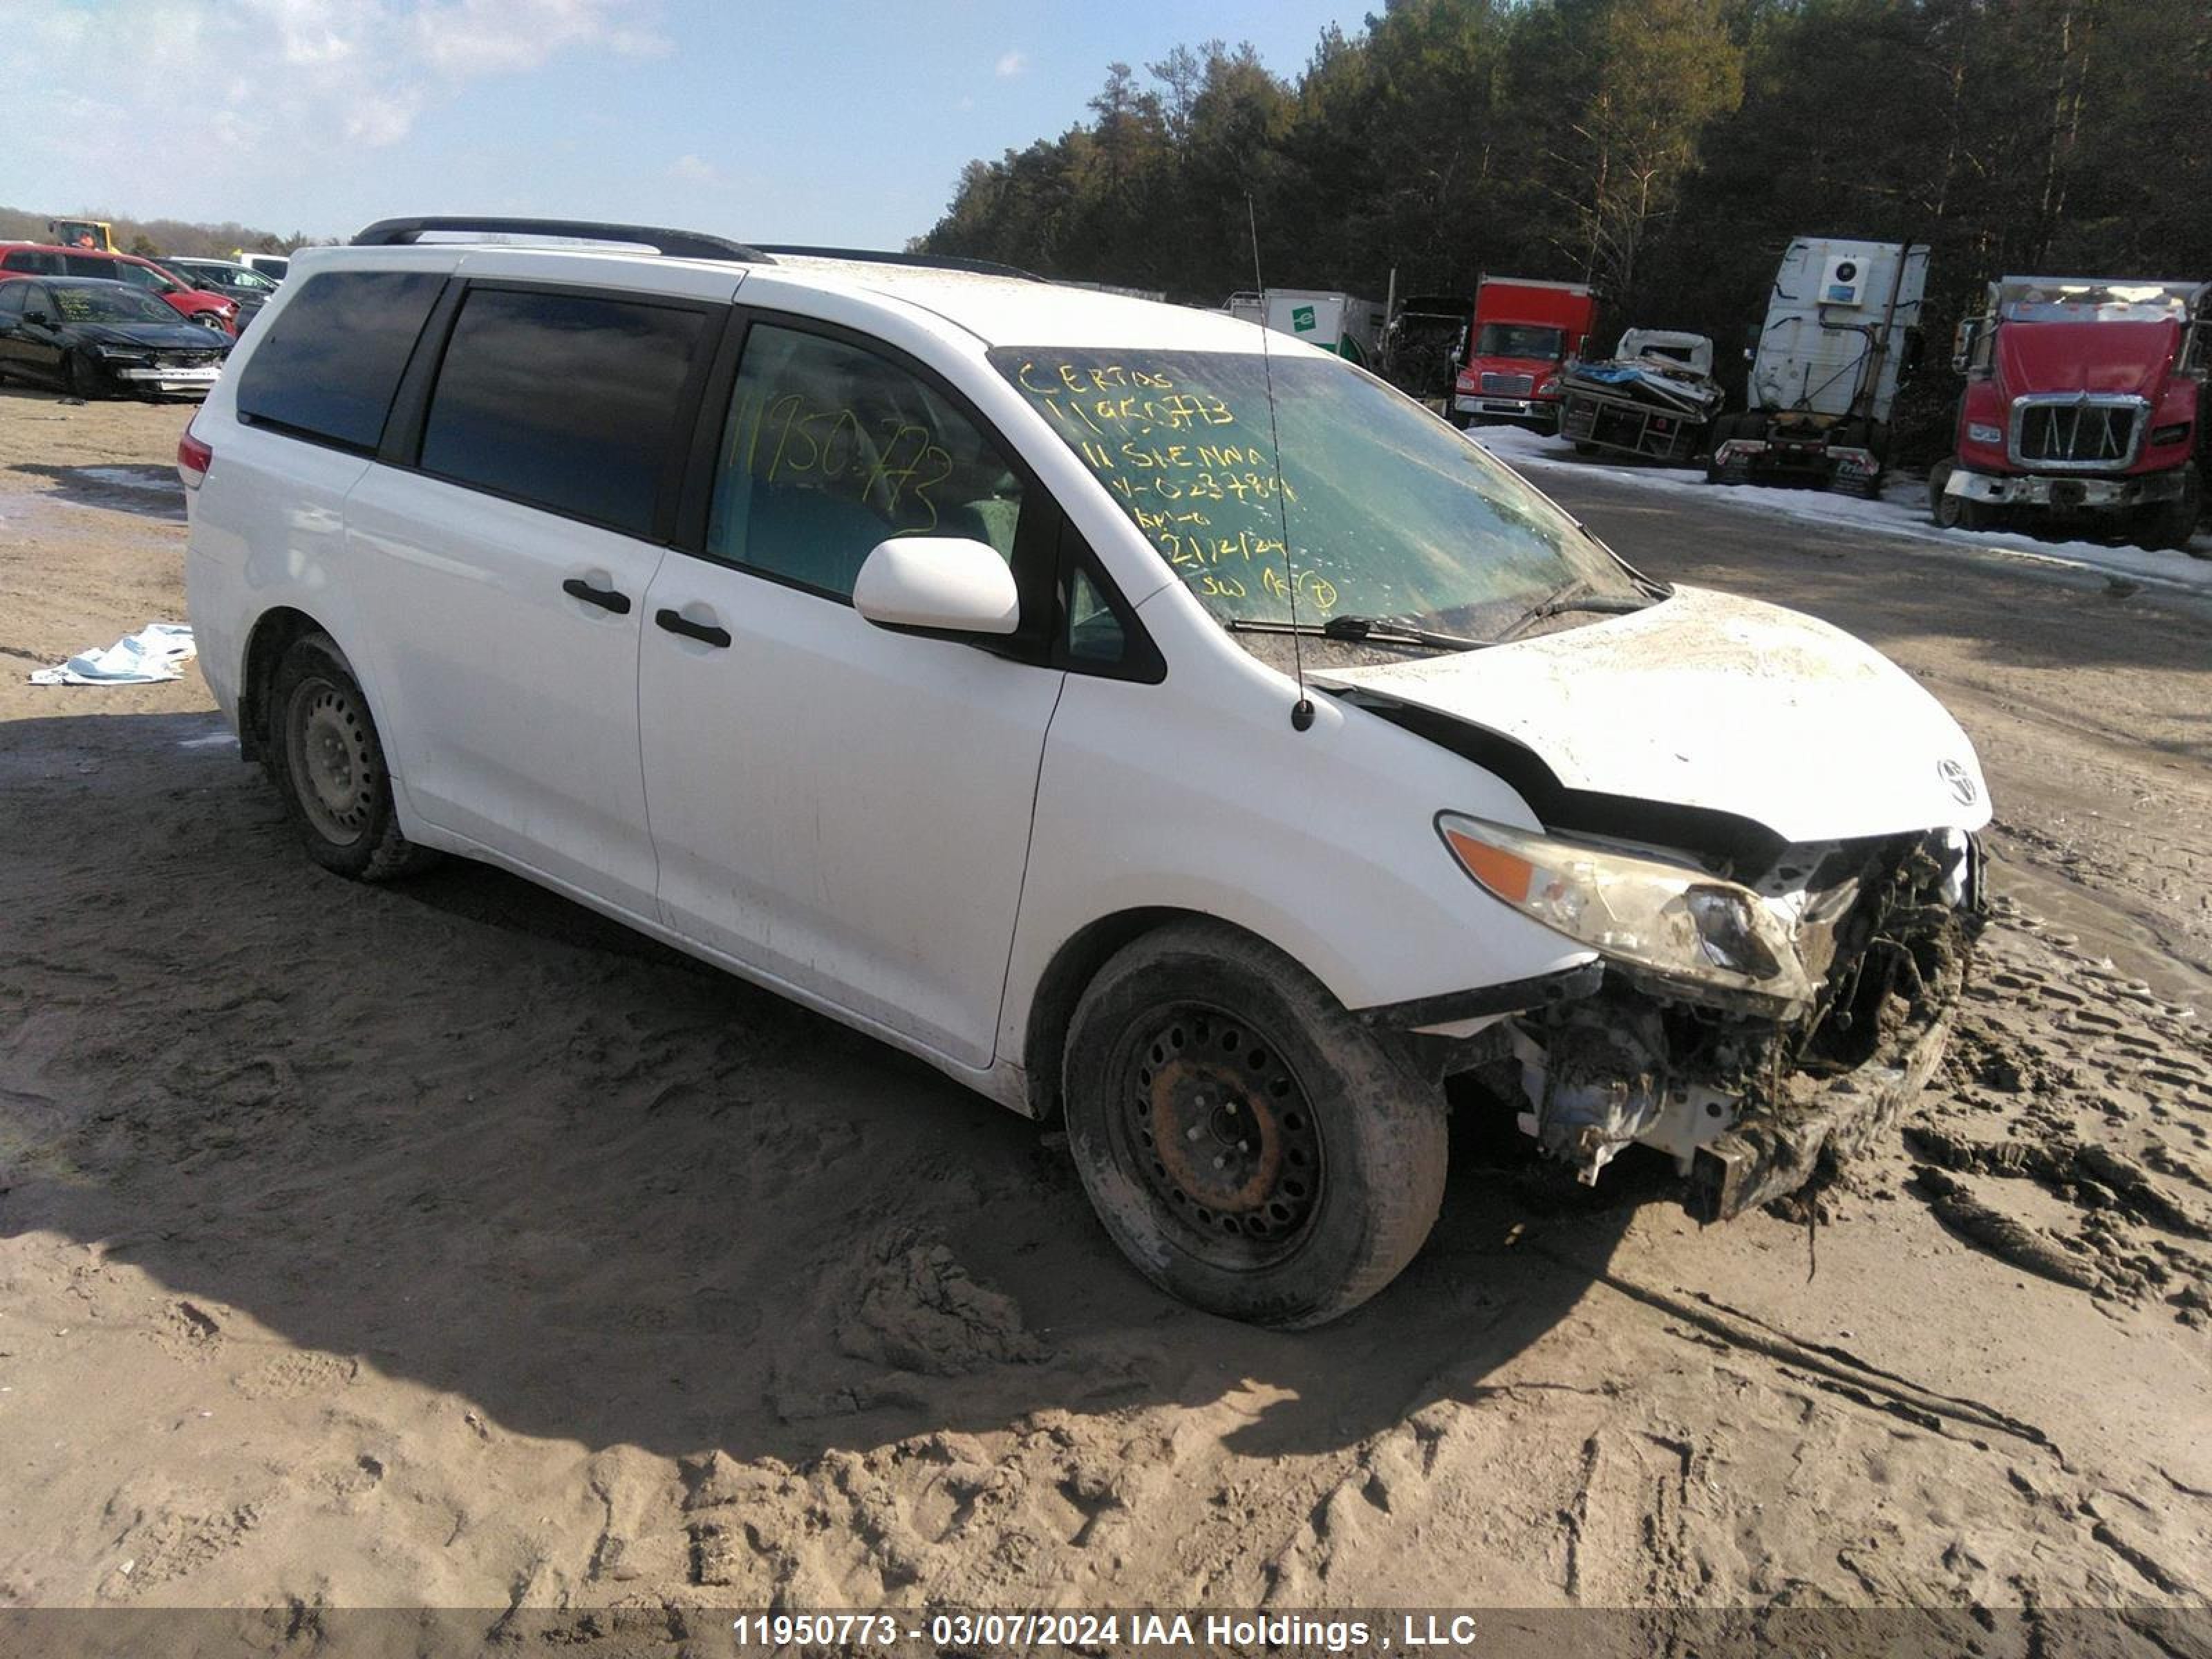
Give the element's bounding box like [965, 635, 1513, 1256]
[1443, 825, 1533, 903]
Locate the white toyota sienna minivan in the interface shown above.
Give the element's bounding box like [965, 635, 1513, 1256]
[183, 218, 1991, 1327]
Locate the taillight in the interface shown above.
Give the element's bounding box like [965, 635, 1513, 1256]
[178, 424, 213, 489]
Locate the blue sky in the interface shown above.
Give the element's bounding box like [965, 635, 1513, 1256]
[2, 0, 1367, 245]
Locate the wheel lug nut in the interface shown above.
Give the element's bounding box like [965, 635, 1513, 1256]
[1185, 1126, 1202, 1142]
[1212, 1155, 1226, 1170]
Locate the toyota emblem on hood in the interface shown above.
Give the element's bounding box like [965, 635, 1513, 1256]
[1938, 759, 1978, 805]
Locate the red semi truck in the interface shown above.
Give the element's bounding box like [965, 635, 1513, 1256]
[1931, 276, 2207, 552]
[1450, 277, 1599, 431]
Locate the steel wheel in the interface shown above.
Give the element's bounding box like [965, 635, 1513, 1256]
[284, 677, 377, 847]
[1112, 1002, 1326, 1270]
[1064, 921, 1448, 1327]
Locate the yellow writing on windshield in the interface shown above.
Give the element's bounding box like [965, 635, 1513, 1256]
[1009, 358, 1333, 612]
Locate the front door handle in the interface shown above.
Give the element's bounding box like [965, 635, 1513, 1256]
[563, 577, 631, 615]
[655, 608, 731, 648]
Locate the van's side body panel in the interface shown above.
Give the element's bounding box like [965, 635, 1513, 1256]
[341, 475, 672, 915]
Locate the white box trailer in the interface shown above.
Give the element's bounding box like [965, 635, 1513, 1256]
[1224, 288, 1389, 368]
[1708, 237, 1929, 495]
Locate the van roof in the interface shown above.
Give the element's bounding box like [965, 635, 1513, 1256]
[326, 218, 1294, 356]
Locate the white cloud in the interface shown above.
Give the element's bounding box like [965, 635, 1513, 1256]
[1, 0, 670, 217]
[411, 0, 667, 77]
[995, 50, 1026, 77]
[669, 153, 718, 185]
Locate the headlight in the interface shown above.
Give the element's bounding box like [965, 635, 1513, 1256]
[1966, 422, 2003, 445]
[1437, 812, 1815, 1008]
[2150, 421, 2191, 447]
[93, 346, 151, 364]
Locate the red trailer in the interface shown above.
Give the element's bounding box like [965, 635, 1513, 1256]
[1450, 277, 1600, 432]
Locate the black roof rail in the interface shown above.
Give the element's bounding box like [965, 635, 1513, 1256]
[351, 216, 774, 264]
[752, 245, 1045, 283]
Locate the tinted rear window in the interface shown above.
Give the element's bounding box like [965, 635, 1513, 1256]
[236, 270, 444, 452]
[417, 287, 706, 538]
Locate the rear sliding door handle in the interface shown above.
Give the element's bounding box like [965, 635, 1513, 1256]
[562, 577, 631, 615]
[655, 608, 731, 648]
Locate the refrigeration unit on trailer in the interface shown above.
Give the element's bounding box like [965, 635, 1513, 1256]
[1707, 238, 1928, 495]
[1930, 276, 2206, 552]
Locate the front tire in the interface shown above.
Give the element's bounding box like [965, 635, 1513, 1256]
[268, 633, 438, 882]
[1062, 921, 1447, 1328]
[1929, 459, 1991, 532]
[2138, 462, 2202, 554]
[65, 350, 109, 400]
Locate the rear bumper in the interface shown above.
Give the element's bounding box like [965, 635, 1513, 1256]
[1712, 437, 1881, 489]
[1562, 392, 1707, 461]
[1945, 465, 2182, 510]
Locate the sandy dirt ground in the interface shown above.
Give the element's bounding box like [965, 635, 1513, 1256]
[1, 388, 2208, 1641]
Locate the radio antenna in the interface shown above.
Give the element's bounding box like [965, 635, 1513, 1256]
[1247, 194, 1314, 733]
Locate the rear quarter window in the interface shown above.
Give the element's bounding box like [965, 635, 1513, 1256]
[236, 270, 445, 453]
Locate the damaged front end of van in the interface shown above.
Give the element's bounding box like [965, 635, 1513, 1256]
[1436, 814, 1983, 1216]
[1328, 585, 1991, 1217]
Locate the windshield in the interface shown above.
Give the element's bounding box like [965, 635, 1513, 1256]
[991, 347, 1640, 634]
[48, 284, 179, 324]
[1474, 323, 1564, 360]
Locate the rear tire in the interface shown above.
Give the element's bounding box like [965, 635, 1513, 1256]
[1062, 921, 1447, 1328]
[268, 633, 438, 882]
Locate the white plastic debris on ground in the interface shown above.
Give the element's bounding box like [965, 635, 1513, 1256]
[1472, 424, 2212, 595]
[30, 624, 196, 686]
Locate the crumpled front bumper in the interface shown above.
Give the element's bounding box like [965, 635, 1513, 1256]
[1495, 829, 1983, 1217]
[1947, 465, 2182, 509]
[112, 364, 223, 395]
[1690, 988, 1959, 1219]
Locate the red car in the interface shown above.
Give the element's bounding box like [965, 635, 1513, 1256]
[0, 243, 237, 334]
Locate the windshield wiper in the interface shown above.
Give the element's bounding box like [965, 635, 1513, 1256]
[1493, 578, 1660, 643]
[1226, 614, 1490, 653]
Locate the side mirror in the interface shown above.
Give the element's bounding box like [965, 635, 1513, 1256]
[1951, 318, 1981, 374]
[853, 537, 1020, 637]
[24, 309, 50, 327]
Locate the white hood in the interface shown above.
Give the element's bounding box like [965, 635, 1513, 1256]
[1318, 586, 1991, 845]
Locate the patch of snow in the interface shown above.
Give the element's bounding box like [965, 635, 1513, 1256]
[77, 467, 180, 494]
[1472, 424, 2212, 595]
